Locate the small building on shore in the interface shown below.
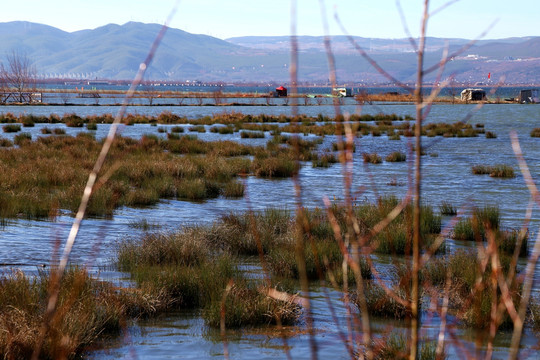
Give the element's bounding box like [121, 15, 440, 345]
[275, 86, 287, 97]
[332, 87, 352, 97]
[519, 89, 538, 103]
[460, 88, 486, 101]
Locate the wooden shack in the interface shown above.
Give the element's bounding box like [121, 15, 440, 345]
[275, 86, 287, 97]
[332, 87, 352, 97]
[519, 89, 538, 103]
[460, 88, 486, 101]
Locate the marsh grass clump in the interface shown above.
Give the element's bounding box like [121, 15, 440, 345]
[188, 125, 206, 133]
[167, 132, 181, 140]
[360, 200, 441, 255]
[0, 113, 17, 123]
[485, 131, 497, 138]
[86, 122, 98, 131]
[529, 298, 540, 330]
[385, 151, 406, 162]
[354, 281, 411, 319]
[0, 267, 160, 359]
[203, 280, 301, 328]
[471, 165, 490, 175]
[117, 230, 211, 272]
[170, 125, 185, 133]
[362, 152, 382, 164]
[117, 230, 299, 328]
[495, 229, 528, 257]
[453, 205, 500, 241]
[2, 124, 21, 133]
[240, 130, 265, 139]
[13, 132, 31, 145]
[63, 114, 85, 127]
[21, 116, 35, 127]
[207, 208, 292, 256]
[53, 128, 66, 135]
[530, 128, 540, 137]
[423, 249, 518, 330]
[223, 180, 245, 198]
[267, 237, 343, 280]
[439, 201, 457, 216]
[488, 164, 515, 178]
[472, 164, 515, 178]
[370, 332, 439, 360]
[210, 125, 234, 134]
[312, 152, 338, 168]
[0, 137, 13, 147]
[252, 151, 299, 178]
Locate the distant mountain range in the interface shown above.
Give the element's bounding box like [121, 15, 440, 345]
[0, 21, 538, 84]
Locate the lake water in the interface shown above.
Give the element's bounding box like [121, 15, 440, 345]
[1, 102, 539, 359]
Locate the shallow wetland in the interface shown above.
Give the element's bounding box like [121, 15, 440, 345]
[1, 101, 539, 359]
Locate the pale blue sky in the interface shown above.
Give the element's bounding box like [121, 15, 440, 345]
[1, 0, 538, 40]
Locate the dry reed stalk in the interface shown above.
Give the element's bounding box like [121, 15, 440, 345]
[508, 131, 540, 359]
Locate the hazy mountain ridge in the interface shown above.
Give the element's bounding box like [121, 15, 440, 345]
[0, 21, 538, 83]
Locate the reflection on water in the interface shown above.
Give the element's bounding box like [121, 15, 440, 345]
[1, 103, 539, 359]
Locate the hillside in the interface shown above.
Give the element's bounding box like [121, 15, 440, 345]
[0, 21, 538, 84]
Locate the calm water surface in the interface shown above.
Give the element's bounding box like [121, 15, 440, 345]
[1, 103, 539, 359]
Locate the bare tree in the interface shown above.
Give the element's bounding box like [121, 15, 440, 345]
[0, 50, 37, 103]
[142, 85, 158, 105]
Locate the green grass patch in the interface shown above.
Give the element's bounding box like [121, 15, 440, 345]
[439, 201, 457, 216]
[240, 130, 265, 138]
[472, 164, 515, 178]
[2, 124, 21, 133]
[362, 152, 382, 164]
[385, 151, 406, 162]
